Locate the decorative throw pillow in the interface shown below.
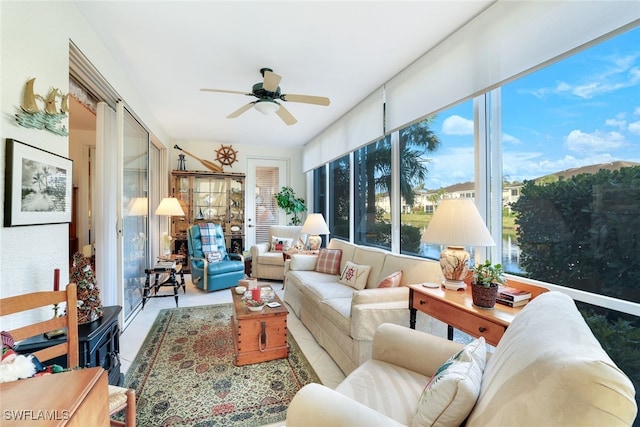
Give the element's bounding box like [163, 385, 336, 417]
[377, 270, 403, 288]
[339, 261, 371, 290]
[205, 251, 222, 263]
[198, 223, 218, 253]
[413, 337, 486, 427]
[270, 236, 294, 252]
[314, 248, 342, 275]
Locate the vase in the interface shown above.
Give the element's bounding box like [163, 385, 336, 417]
[471, 282, 498, 309]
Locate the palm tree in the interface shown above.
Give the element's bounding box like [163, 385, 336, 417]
[356, 116, 441, 244]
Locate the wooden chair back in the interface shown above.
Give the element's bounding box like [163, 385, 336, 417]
[0, 283, 79, 367]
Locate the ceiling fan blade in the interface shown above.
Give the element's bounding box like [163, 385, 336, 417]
[276, 104, 297, 126]
[281, 93, 330, 106]
[262, 70, 282, 92]
[201, 88, 251, 96]
[228, 102, 255, 118]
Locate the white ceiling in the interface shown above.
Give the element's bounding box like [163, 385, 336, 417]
[73, 1, 494, 148]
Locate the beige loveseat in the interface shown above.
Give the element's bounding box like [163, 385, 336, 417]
[249, 225, 304, 280]
[284, 238, 443, 375]
[287, 292, 637, 426]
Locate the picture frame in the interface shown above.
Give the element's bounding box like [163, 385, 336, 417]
[4, 138, 73, 226]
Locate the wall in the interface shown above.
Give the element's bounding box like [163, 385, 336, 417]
[171, 139, 305, 200]
[0, 2, 167, 328]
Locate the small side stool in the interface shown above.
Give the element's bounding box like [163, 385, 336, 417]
[142, 259, 185, 309]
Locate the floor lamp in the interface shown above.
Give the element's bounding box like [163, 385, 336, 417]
[155, 197, 185, 255]
[421, 199, 495, 290]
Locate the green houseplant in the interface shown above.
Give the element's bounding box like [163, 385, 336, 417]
[470, 260, 506, 309]
[274, 186, 307, 226]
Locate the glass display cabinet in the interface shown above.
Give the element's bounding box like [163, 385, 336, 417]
[170, 171, 246, 271]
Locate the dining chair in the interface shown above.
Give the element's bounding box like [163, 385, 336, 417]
[0, 283, 136, 427]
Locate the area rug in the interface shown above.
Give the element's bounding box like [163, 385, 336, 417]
[124, 304, 320, 427]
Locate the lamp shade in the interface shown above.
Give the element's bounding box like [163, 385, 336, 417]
[421, 199, 495, 247]
[254, 100, 280, 115]
[301, 213, 330, 235]
[155, 197, 185, 216]
[126, 197, 148, 216]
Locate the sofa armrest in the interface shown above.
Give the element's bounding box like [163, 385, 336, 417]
[352, 286, 409, 304]
[350, 288, 411, 340]
[287, 383, 405, 427]
[372, 323, 465, 377]
[249, 242, 270, 259]
[288, 254, 317, 271]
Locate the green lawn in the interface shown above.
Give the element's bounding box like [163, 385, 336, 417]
[394, 210, 517, 238]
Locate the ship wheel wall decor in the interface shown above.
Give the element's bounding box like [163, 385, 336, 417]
[216, 144, 239, 167]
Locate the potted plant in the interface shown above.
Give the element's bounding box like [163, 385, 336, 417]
[470, 259, 506, 309]
[274, 186, 307, 226]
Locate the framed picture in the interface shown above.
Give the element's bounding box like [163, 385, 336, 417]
[4, 138, 73, 226]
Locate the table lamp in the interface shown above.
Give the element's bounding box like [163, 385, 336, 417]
[155, 197, 185, 255]
[421, 199, 495, 290]
[301, 213, 330, 251]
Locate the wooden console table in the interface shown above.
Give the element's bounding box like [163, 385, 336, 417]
[409, 282, 547, 346]
[0, 367, 109, 426]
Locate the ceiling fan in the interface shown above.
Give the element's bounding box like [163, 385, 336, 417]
[200, 67, 330, 125]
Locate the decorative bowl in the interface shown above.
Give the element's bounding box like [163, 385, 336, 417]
[235, 286, 247, 295]
[247, 304, 264, 312]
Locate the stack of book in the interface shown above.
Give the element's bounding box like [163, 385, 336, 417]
[497, 285, 531, 307]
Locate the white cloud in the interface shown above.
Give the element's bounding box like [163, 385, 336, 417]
[605, 118, 626, 130]
[441, 115, 473, 135]
[564, 129, 625, 152]
[502, 133, 522, 145]
[634, 107, 640, 116]
[527, 53, 640, 100]
[628, 120, 640, 136]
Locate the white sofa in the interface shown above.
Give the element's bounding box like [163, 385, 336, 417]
[284, 238, 444, 375]
[287, 292, 638, 427]
[249, 225, 304, 280]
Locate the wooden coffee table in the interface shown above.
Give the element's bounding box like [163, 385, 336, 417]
[230, 285, 289, 366]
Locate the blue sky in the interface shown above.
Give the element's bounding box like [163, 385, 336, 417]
[423, 25, 640, 189]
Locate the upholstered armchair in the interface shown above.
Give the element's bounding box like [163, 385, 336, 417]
[249, 225, 304, 280]
[187, 224, 245, 292]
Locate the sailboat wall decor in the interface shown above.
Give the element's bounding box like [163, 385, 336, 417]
[15, 78, 69, 136]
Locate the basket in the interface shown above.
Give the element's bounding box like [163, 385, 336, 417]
[471, 282, 498, 309]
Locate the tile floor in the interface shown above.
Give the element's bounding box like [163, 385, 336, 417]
[119, 275, 346, 389]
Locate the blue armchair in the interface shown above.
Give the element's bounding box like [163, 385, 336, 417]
[187, 224, 245, 291]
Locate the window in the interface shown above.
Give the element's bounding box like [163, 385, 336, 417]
[500, 27, 640, 307]
[328, 155, 350, 240]
[399, 101, 474, 256]
[354, 136, 391, 249]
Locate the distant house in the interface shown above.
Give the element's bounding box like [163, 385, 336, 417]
[382, 161, 640, 214]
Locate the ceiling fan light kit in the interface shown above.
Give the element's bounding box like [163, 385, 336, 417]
[254, 100, 280, 115]
[201, 67, 330, 125]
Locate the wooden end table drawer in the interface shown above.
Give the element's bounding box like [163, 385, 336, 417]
[412, 294, 506, 345]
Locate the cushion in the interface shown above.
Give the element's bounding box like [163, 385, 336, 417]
[205, 251, 222, 263]
[198, 223, 218, 253]
[377, 270, 403, 288]
[270, 236, 294, 252]
[314, 248, 342, 275]
[413, 337, 486, 427]
[339, 261, 371, 290]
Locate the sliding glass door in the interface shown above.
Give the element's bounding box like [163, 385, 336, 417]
[122, 110, 149, 320]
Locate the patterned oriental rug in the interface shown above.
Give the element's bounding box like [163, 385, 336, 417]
[124, 304, 320, 427]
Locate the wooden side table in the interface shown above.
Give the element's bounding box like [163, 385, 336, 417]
[409, 282, 547, 346]
[0, 367, 109, 426]
[142, 260, 186, 309]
